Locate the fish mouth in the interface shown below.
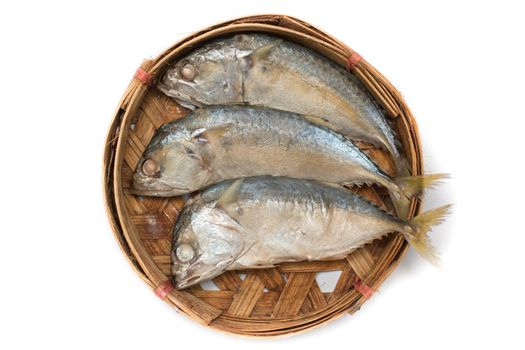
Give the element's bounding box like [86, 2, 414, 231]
[173, 275, 201, 290]
[157, 82, 206, 110]
[128, 186, 190, 197]
[129, 180, 190, 197]
[130, 167, 191, 194]
[128, 188, 187, 197]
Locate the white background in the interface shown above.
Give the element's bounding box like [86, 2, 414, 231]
[1, 0, 523, 349]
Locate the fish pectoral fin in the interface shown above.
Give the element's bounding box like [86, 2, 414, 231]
[177, 100, 197, 111]
[215, 179, 243, 212]
[191, 124, 231, 144]
[244, 40, 282, 66]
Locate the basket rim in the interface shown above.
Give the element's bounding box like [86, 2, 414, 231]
[103, 14, 423, 337]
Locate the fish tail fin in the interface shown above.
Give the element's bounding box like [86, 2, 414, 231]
[388, 173, 448, 220]
[395, 173, 449, 198]
[401, 204, 452, 266]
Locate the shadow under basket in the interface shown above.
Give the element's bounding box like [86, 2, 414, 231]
[103, 14, 424, 337]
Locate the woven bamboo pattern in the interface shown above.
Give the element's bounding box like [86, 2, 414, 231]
[103, 14, 423, 337]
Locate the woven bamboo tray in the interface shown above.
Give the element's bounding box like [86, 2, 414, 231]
[103, 14, 423, 337]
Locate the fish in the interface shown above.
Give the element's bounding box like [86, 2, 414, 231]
[157, 33, 406, 176]
[131, 106, 444, 214]
[171, 177, 451, 289]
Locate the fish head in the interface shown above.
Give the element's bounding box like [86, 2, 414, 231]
[131, 123, 212, 196]
[158, 41, 244, 109]
[171, 205, 248, 289]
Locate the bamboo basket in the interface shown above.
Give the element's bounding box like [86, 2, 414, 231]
[103, 14, 423, 337]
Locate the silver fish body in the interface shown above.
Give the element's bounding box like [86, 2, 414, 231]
[172, 177, 449, 289]
[131, 106, 399, 197]
[158, 33, 403, 170]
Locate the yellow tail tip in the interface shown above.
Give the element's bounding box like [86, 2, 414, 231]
[396, 173, 450, 198]
[405, 204, 453, 266]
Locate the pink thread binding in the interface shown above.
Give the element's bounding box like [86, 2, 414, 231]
[134, 67, 152, 86]
[353, 277, 374, 299]
[154, 280, 174, 300]
[347, 52, 363, 71]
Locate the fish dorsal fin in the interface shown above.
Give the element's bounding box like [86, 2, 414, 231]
[191, 124, 231, 144]
[303, 115, 336, 130]
[244, 40, 282, 66]
[215, 179, 243, 211]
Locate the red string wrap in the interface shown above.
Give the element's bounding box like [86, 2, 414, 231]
[134, 67, 152, 86]
[346, 52, 363, 71]
[154, 280, 174, 300]
[353, 276, 374, 299]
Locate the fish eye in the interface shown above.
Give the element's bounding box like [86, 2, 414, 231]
[176, 243, 195, 262]
[142, 158, 160, 177]
[179, 62, 196, 81]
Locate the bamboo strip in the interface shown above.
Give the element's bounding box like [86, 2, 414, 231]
[227, 274, 265, 317]
[213, 271, 243, 291]
[359, 65, 400, 117]
[300, 281, 327, 314]
[131, 213, 171, 240]
[346, 248, 375, 279]
[253, 269, 286, 291]
[278, 260, 346, 273]
[272, 273, 316, 318]
[328, 264, 356, 303]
